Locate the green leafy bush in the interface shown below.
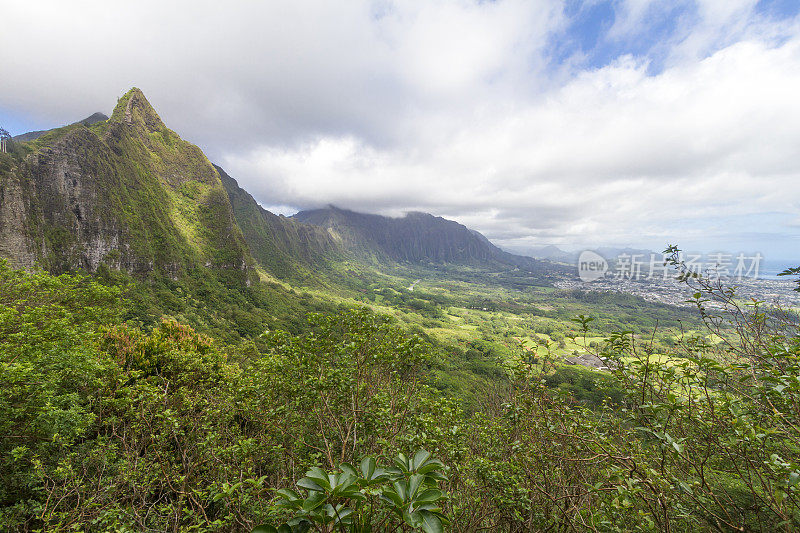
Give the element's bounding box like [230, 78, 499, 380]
[258, 450, 448, 532]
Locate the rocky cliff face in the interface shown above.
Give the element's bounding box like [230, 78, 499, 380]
[0, 157, 36, 269]
[0, 88, 254, 282]
[292, 206, 540, 268]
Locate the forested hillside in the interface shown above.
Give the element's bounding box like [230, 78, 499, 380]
[1, 257, 799, 531]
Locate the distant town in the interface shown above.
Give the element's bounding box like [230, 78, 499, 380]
[555, 272, 800, 309]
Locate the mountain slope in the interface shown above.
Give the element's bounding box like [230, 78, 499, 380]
[12, 112, 110, 142]
[292, 205, 547, 271]
[0, 88, 253, 283]
[217, 165, 343, 280]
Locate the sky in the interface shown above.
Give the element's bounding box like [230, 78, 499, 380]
[1, 0, 799, 260]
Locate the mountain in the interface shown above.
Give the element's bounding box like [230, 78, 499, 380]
[13, 112, 109, 142]
[292, 205, 548, 271]
[217, 165, 342, 280]
[503, 244, 656, 264]
[595, 246, 658, 261]
[0, 88, 253, 282]
[1, 87, 557, 289]
[502, 244, 575, 263]
[293, 207, 491, 263]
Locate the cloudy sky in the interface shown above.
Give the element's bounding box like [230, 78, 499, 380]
[1, 0, 799, 259]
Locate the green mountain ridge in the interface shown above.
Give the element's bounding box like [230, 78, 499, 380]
[292, 205, 556, 273]
[0, 88, 254, 283]
[1, 87, 558, 289]
[12, 112, 109, 143]
[216, 165, 343, 282]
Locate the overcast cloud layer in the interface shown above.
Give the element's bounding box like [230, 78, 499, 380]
[1, 0, 799, 258]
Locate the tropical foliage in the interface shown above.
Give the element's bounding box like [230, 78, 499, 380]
[1, 256, 799, 531]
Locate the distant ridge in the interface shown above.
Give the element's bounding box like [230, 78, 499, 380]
[292, 205, 550, 271]
[13, 112, 109, 142]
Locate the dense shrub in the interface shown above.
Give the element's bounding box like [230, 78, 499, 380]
[1, 258, 799, 531]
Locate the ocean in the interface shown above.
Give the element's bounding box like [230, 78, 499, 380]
[758, 259, 799, 280]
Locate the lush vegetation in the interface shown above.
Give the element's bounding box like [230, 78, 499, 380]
[0, 88, 254, 281]
[1, 253, 799, 532]
[6, 87, 799, 530]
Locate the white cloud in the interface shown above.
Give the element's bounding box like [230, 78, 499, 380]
[224, 34, 800, 257]
[1, 0, 799, 257]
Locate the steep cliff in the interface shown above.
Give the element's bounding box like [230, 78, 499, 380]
[216, 165, 343, 280]
[292, 205, 544, 269]
[0, 88, 254, 282]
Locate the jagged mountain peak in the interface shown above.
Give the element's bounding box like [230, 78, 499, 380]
[80, 112, 109, 126]
[0, 87, 253, 281]
[110, 87, 165, 132]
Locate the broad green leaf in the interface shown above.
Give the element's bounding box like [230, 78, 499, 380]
[380, 490, 404, 508]
[361, 456, 376, 479]
[416, 503, 442, 513]
[426, 471, 448, 481]
[393, 480, 408, 501]
[412, 449, 431, 470]
[340, 463, 357, 478]
[408, 474, 424, 498]
[302, 490, 327, 511]
[305, 467, 332, 490]
[420, 511, 444, 533]
[275, 488, 302, 501]
[417, 459, 443, 475]
[416, 489, 443, 503]
[296, 477, 324, 492]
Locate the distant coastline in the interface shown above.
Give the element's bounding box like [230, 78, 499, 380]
[759, 259, 799, 280]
